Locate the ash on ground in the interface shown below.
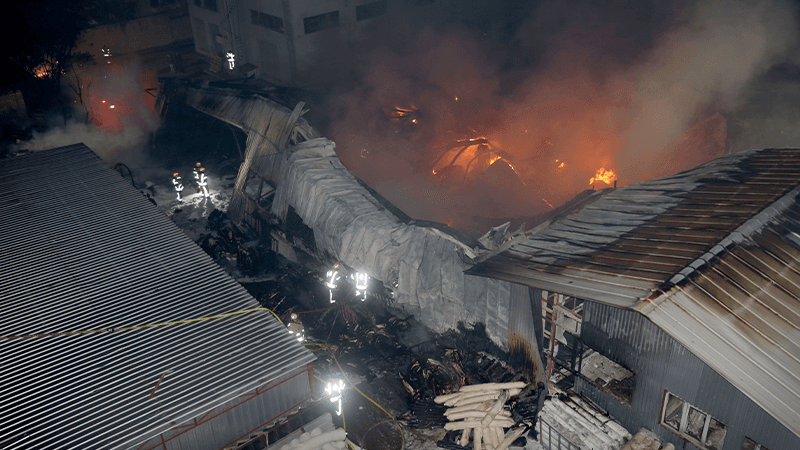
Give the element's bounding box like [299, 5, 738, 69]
[162, 202, 544, 450]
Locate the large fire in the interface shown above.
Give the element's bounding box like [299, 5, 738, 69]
[589, 168, 617, 186]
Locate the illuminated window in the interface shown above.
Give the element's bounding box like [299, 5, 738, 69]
[303, 11, 339, 34]
[251, 9, 284, 33]
[742, 437, 770, 450]
[661, 392, 727, 450]
[356, 1, 387, 21]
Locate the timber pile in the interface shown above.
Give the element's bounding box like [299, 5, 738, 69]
[434, 382, 529, 450]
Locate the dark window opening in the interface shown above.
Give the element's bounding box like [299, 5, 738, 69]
[251, 9, 285, 33]
[286, 206, 316, 251]
[203, 0, 218, 12]
[303, 11, 339, 34]
[407, 0, 434, 6]
[356, 1, 387, 21]
[578, 347, 635, 405]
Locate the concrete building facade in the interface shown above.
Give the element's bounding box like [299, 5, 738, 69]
[188, 0, 439, 84]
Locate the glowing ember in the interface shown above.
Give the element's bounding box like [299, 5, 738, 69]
[542, 198, 554, 209]
[455, 96, 458, 101]
[488, 155, 502, 165]
[589, 168, 617, 185]
[33, 63, 53, 78]
[558, 162, 565, 168]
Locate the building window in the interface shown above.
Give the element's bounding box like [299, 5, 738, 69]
[742, 437, 770, 450]
[579, 349, 635, 405]
[661, 392, 727, 450]
[192, 17, 209, 52]
[303, 11, 339, 34]
[356, 1, 387, 21]
[251, 10, 284, 34]
[196, 0, 217, 12]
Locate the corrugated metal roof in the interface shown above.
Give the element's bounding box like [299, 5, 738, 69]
[467, 148, 800, 439]
[0, 144, 315, 449]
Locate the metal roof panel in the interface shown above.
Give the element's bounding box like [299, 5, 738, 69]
[0, 144, 315, 449]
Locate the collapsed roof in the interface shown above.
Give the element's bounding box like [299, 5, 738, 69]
[468, 148, 800, 439]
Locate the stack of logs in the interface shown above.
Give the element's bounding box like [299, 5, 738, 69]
[435, 382, 529, 450]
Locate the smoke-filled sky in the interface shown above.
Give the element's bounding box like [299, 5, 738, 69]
[16, 57, 160, 168]
[323, 0, 800, 230]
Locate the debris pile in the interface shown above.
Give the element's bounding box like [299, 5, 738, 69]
[619, 429, 673, 450]
[538, 387, 631, 450]
[434, 382, 528, 450]
[279, 427, 350, 450]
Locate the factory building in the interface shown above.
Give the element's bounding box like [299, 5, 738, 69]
[0, 144, 316, 449]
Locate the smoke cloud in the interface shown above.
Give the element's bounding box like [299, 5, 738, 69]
[15, 59, 159, 166]
[323, 0, 799, 231]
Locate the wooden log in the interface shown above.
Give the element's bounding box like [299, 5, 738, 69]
[459, 382, 527, 392]
[495, 425, 528, 450]
[484, 425, 498, 448]
[444, 419, 515, 430]
[482, 428, 499, 448]
[444, 389, 521, 406]
[481, 390, 510, 428]
[474, 427, 483, 450]
[445, 400, 494, 415]
[434, 392, 462, 404]
[446, 410, 511, 421]
[493, 427, 505, 447]
[460, 428, 471, 447]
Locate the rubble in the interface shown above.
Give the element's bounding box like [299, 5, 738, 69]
[537, 387, 631, 450]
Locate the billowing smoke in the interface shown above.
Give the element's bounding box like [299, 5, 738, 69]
[323, 0, 799, 231]
[14, 59, 159, 166]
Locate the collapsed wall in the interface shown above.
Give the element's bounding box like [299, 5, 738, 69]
[271, 137, 515, 347]
[178, 83, 523, 350]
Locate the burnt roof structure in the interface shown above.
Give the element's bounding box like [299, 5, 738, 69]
[0, 144, 315, 449]
[468, 148, 800, 439]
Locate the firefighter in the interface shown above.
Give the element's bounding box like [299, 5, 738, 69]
[194, 162, 210, 198]
[351, 272, 369, 301]
[172, 173, 184, 202]
[286, 313, 305, 342]
[325, 264, 343, 303]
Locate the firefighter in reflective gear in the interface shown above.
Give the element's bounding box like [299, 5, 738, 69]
[286, 313, 304, 342]
[351, 272, 369, 301]
[325, 264, 342, 303]
[172, 173, 184, 202]
[194, 162, 209, 198]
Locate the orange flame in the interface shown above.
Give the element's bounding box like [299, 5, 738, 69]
[558, 162, 565, 169]
[589, 168, 617, 185]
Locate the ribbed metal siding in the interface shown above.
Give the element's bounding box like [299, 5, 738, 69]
[0, 144, 315, 450]
[148, 366, 313, 450]
[577, 302, 800, 450]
